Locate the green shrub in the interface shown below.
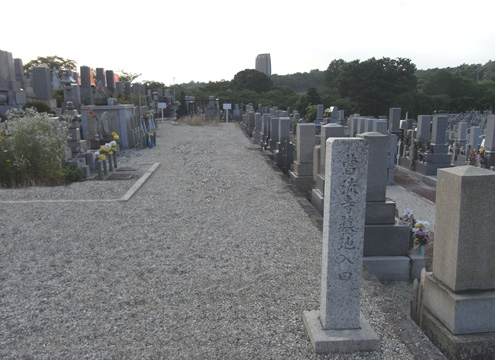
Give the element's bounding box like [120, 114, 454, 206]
[24, 101, 52, 114]
[0, 108, 69, 188]
[62, 164, 84, 184]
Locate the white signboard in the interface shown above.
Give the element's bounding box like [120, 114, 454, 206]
[223, 103, 232, 110]
[157, 102, 167, 109]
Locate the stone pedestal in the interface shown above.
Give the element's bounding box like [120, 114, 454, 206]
[358, 132, 413, 281]
[416, 166, 495, 359]
[303, 138, 379, 354]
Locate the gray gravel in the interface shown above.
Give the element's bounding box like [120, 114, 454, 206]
[1, 122, 438, 359]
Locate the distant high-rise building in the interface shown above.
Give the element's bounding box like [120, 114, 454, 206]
[255, 53, 271, 76]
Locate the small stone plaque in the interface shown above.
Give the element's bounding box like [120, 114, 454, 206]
[116, 167, 138, 172]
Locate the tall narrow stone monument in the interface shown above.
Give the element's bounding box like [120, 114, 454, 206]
[290, 123, 316, 193]
[311, 124, 345, 215]
[303, 137, 379, 354]
[483, 115, 495, 167]
[388, 107, 401, 134]
[275, 117, 292, 172]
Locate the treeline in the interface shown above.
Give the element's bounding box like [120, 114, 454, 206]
[176, 58, 495, 121]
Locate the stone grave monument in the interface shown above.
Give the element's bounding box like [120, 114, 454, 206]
[289, 123, 316, 194]
[303, 137, 379, 354]
[357, 132, 413, 281]
[274, 117, 293, 173]
[415, 115, 454, 175]
[413, 166, 495, 359]
[32, 66, 56, 111]
[311, 124, 345, 215]
[0, 50, 26, 118]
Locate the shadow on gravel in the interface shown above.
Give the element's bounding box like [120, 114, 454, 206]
[394, 172, 436, 203]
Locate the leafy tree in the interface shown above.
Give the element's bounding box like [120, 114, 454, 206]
[304, 105, 318, 122]
[294, 94, 310, 117]
[336, 57, 417, 116]
[23, 55, 77, 78]
[481, 61, 495, 81]
[201, 80, 231, 94]
[306, 87, 321, 105]
[422, 70, 481, 112]
[260, 86, 297, 108]
[478, 80, 495, 110]
[451, 63, 483, 81]
[271, 70, 323, 93]
[143, 80, 166, 93]
[323, 59, 346, 89]
[117, 69, 142, 83]
[232, 69, 273, 93]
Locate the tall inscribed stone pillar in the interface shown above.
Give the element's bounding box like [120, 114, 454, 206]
[303, 137, 379, 354]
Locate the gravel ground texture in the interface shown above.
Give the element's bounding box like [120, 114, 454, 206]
[0, 121, 444, 359]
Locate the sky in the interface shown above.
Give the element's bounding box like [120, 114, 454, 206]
[2, 0, 494, 86]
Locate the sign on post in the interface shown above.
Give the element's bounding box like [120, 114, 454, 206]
[223, 103, 232, 122]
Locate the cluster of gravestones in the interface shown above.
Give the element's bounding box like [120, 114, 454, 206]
[240, 105, 495, 358]
[241, 106, 414, 282]
[397, 111, 495, 174]
[0, 49, 171, 179]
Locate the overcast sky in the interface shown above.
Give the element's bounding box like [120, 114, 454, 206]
[2, 0, 494, 86]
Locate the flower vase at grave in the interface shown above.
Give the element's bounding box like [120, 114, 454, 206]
[419, 245, 425, 256]
[103, 158, 108, 175]
[108, 153, 113, 172]
[97, 160, 102, 178]
[113, 152, 117, 168]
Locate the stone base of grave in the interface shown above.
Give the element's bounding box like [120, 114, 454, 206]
[289, 170, 314, 194]
[387, 168, 395, 185]
[311, 188, 324, 216]
[420, 307, 495, 360]
[364, 224, 410, 256]
[252, 132, 260, 144]
[316, 173, 325, 194]
[302, 311, 380, 354]
[365, 201, 396, 225]
[293, 161, 313, 176]
[398, 156, 415, 170]
[259, 132, 265, 146]
[414, 161, 454, 176]
[264, 149, 275, 161]
[68, 127, 81, 142]
[363, 256, 411, 281]
[68, 140, 88, 154]
[64, 147, 72, 161]
[409, 251, 426, 280]
[422, 274, 495, 334]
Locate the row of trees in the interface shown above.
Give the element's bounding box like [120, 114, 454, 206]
[182, 58, 495, 120]
[23, 55, 495, 120]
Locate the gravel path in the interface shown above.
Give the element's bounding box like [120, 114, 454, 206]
[1, 122, 441, 359]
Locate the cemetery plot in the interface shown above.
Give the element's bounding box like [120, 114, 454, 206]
[0, 163, 156, 202]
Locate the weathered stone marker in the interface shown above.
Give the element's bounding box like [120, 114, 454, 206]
[416, 165, 495, 359]
[303, 137, 379, 354]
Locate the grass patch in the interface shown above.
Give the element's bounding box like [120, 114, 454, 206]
[178, 114, 220, 126]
